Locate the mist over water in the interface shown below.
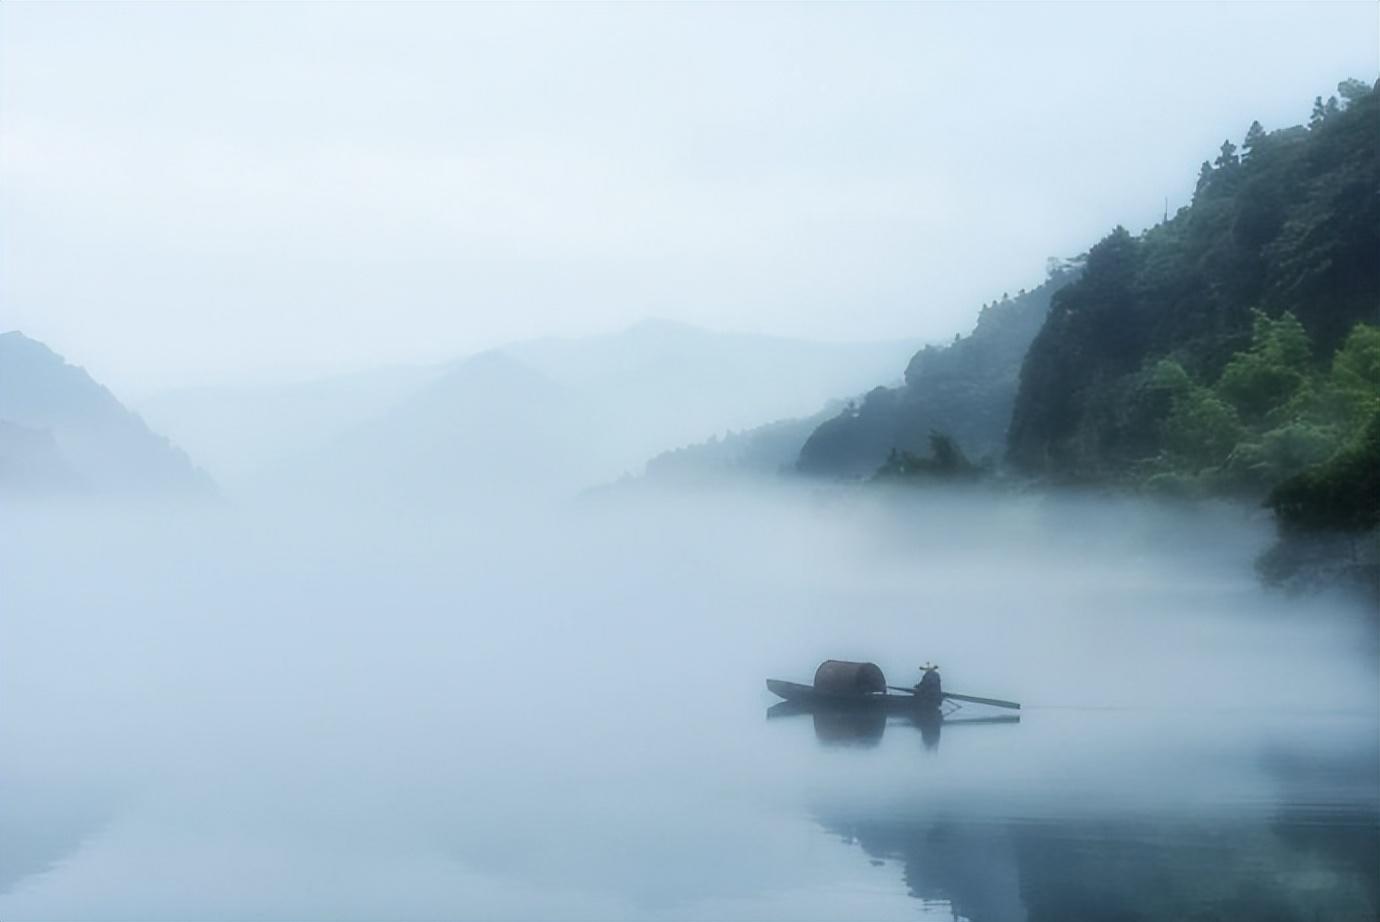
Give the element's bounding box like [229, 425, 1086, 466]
[4, 485, 1376, 921]
[5, 4, 1378, 919]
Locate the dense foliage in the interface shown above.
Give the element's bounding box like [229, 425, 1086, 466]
[1257, 410, 1380, 597]
[1008, 80, 1379, 479]
[873, 432, 981, 482]
[1141, 315, 1379, 496]
[797, 267, 1078, 477]
[1268, 410, 1380, 535]
[789, 80, 1377, 590]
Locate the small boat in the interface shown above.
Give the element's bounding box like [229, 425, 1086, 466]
[766, 660, 1020, 712]
[765, 678, 930, 712]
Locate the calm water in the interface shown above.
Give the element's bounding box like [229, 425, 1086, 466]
[3, 485, 1377, 921]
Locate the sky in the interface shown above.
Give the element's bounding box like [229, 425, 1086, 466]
[2, 2, 1376, 395]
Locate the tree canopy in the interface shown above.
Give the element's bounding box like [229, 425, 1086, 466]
[1008, 79, 1379, 479]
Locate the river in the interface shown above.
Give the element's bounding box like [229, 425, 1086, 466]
[3, 484, 1376, 921]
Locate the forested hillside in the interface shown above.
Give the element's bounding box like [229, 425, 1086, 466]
[643, 410, 833, 482]
[1007, 80, 1379, 482]
[796, 267, 1078, 478]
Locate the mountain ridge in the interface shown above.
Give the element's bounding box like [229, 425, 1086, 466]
[142, 320, 921, 487]
[0, 331, 213, 496]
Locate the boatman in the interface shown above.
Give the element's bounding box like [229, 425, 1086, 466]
[914, 664, 942, 709]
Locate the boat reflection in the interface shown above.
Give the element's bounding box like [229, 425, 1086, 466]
[814, 804, 1380, 922]
[792, 720, 1378, 921]
[766, 700, 1019, 751]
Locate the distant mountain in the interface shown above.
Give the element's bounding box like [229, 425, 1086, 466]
[0, 420, 82, 494]
[795, 270, 1077, 478]
[502, 319, 918, 447]
[497, 320, 920, 478]
[643, 408, 836, 483]
[139, 364, 444, 482]
[260, 351, 594, 506]
[0, 332, 212, 495]
[157, 320, 919, 493]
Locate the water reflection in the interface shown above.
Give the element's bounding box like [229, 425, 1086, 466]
[767, 700, 1020, 751]
[801, 721, 1379, 922]
[814, 807, 1380, 922]
[3, 488, 1376, 920]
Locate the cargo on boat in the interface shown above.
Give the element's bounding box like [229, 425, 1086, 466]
[812, 660, 887, 696]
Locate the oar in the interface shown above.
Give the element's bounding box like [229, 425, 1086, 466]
[887, 686, 1021, 710]
[944, 692, 1020, 710]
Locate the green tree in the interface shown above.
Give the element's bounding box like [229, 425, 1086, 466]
[1216, 311, 1312, 422]
[873, 431, 979, 481]
[1328, 324, 1380, 427]
[1154, 360, 1244, 470]
[1194, 160, 1214, 198]
[926, 431, 972, 474]
[1006, 79, 1378, 493]
[1337, 78, 1370, 107]
[1242, 120, 1266, 159]
[1268, 411, 1380, 533]
[1223, 421, 1338, 493]
[1309, 95, 1326, 129]
[1214, 139, 1239, 169]
[1150, 358, 1194, 397]
[1164, 389, 1244, 470]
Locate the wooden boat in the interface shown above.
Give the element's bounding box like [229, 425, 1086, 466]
[767, 698, 1019, 724]
[766, 660, 1020, 712]
[765, 678, 932, 712]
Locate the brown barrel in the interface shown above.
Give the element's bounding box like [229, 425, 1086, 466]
[812, 660, 886, 695]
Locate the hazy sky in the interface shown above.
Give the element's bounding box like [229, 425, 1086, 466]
[3, 2, 1376, 394]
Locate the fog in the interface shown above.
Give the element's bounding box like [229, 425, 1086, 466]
[135, 323, 919, 486]
[3, 484, 1376, 920]
[4, 4, 1379, 919]
[4, 2, 1377, 394]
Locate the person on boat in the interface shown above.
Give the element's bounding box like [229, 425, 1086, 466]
[914, 664, 942, 709]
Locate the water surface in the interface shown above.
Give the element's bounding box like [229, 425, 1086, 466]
[3, 486, 1376, 920]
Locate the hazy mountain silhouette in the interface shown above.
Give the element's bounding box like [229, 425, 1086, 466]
[503, 318, 916, 442]
[642, 410, 836, 483]
[0, 420, 83, 494]
[139, 364, 444, 482]
[258, 351, 594, 507]
[796, 271, 1077, 478]
[500, 320, 919, 482]
[147, 321, 918, 493]
[0, 332, 212, 496]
